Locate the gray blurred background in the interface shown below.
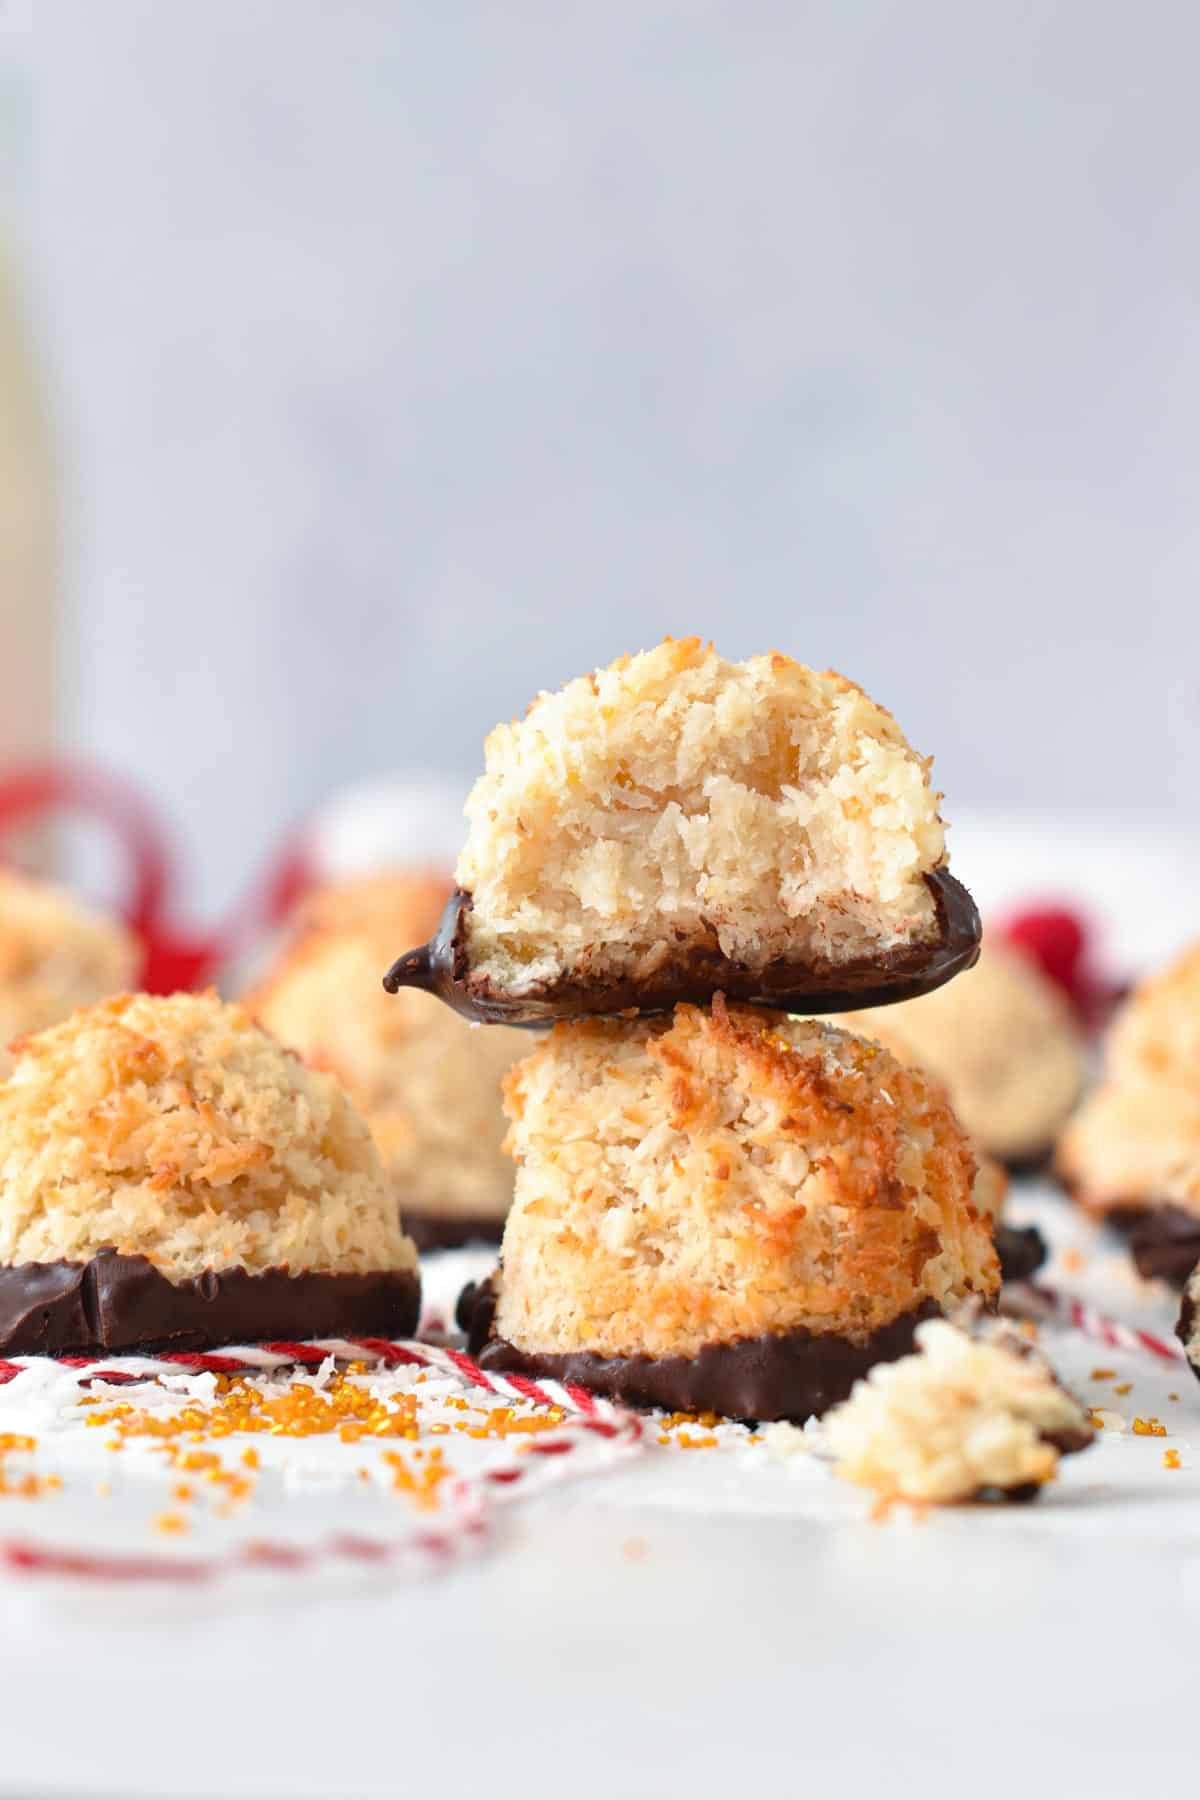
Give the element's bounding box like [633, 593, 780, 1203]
[7, 2, 1199, 913]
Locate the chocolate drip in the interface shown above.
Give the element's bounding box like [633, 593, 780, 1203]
[457, 1281, 941, 1422]
[0, 1252, 421, 1356]
[383, 870, 982, 1027]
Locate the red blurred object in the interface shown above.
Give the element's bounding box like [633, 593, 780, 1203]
[0, 763, 315, 992]
[1000, 902, 1121, 1030]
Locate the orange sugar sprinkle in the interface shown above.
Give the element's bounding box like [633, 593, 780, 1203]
[380, 1447, 450, 1510]
[1132, 1417, 1167, 1437]
[676, 1432, 719, 1450]
[240, 1448, 260, 1470]
[1164, 1449, 1182, 1470]
[0, 1432, 62, 1501]
[86, 1372, 422, 1452]
[171, 1483, 195, 1503]
[1113, 1383, 1132, 1396]
[1061, 1248, 1086, 1274]
[153, 1512, 188, 1536]
[1090, 1369, 1116, 1382]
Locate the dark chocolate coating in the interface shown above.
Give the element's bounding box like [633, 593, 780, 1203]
[383, 870, 982, 1026]
[0, 1251, 421, 1355]
[457, 1276, 941, 1421]
[1001, 1146, 1055, 1180]
[994, 1222, 1049, 1285]
[1105, 1203, 1200, 1288]
[1178, 1289, 1199, 1377]
[402, 1211, 505, 1254]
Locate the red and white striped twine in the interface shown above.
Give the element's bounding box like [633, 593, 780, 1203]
[0, 1291, 1189, 1583]
[1020, 1283, 1187, 1365]
[0, 1337, 645, 1585]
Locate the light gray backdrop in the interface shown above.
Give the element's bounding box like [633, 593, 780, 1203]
[19, 1, 1200, 914]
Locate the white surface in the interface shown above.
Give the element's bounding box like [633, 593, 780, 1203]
[10, 2, 1200, 912]
[0, 1190, 1193, 1800]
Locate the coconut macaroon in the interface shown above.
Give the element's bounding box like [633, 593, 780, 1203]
[0, 869, 139, 1077]
[0, 991, 420, 1352]
[1057, 941, 1200, 1283]
[386, 640, 979, 1022]
[824, 1312, 1093, 1505]
[250, 873, 525, 1249]
[834, 937, 1086, 1169]
[460, 1000, 999, 1420]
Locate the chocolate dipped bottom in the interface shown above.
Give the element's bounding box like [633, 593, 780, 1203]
[1177, 1289, 1200, 1378]
[383, 870, 982, 1027]
[1105, 1203, 1200, 1287]
[994, 1223, 1049, 1285]
[0, 1251, 422, 1356]
[402, 1211, 505, 1254]
[458, 1279, 941, 1422]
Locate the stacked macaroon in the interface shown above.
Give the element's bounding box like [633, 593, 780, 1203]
[249, 873, 525, 1249]
[386, 639, 1002, 1422]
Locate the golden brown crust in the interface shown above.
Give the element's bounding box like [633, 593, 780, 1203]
[496, 1001, 998, 1361]
[0, 990, 417, 1281]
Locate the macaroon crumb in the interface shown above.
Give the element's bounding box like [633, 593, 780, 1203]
[825, 1314, 1093, 1505]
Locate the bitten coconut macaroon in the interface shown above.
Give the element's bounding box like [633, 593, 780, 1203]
[0, 870, 139, 1078]
[1057, 941, 1200, 1284]
[385, 640, 980, 1023]
[834, 936, 1086, 1171]
[0, 991, 420, 1353]
[251, 873, 524, 1250]
[460, 1000, 999, 1420]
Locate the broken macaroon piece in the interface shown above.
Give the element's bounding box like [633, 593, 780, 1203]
[824, 1309, 1094, 1505]
[384, 640, 980, 1024]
